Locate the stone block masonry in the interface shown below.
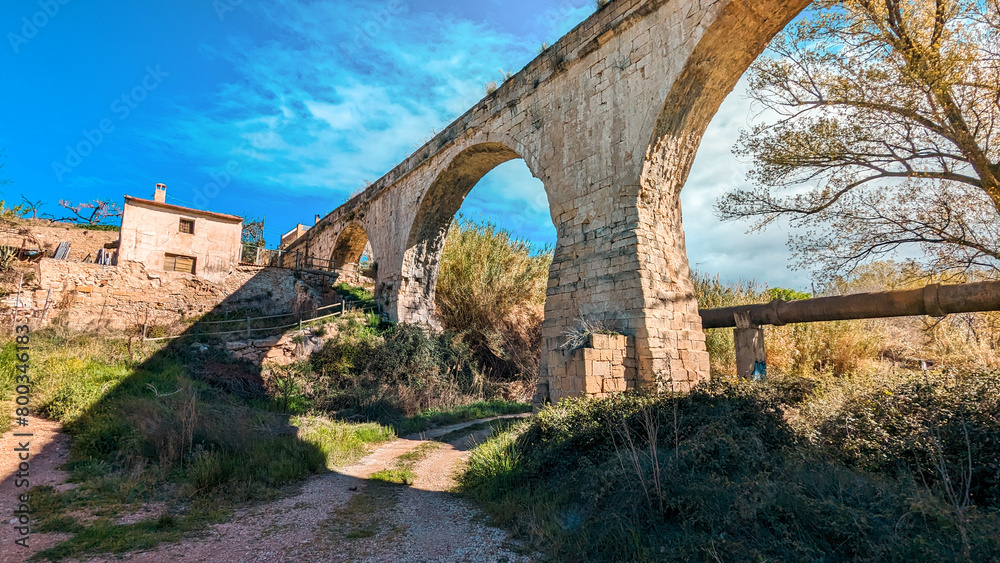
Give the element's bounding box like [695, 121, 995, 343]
[546, 333, 637, 402]
[10, 259, 328, 331]
[279, 0, 812, 403]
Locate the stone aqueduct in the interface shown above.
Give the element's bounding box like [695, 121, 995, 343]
[281, 0, 810, 403]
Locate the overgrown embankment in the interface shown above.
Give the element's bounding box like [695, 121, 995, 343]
[435, 219, 551, 385]
[0, 328, 396, 559]
[0, 304, 530, 560]
[462, 372, 1000, 561]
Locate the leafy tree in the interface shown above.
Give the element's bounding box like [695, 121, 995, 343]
[718, 0, 1000, 279]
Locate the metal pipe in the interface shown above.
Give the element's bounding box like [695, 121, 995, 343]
[699, 280, 1000, 329]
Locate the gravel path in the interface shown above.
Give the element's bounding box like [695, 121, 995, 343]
[9, 415, 532, 563]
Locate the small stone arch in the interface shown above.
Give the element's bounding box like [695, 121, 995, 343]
[330, 222, 374, 285]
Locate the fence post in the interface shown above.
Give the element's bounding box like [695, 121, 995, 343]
[10, 273, 23, 333]
[298, 311, 303, 331]
[734, 311, 767, 380]
[141, 323, 148, 342]
[246, 314, 251, 341]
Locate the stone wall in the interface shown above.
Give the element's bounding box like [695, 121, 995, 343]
[543, 333, 637, 403]
[7, 259, 329, 331]
[225, 329, 327, 367]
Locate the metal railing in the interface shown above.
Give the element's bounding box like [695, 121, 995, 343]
[141, 296, 382, 343]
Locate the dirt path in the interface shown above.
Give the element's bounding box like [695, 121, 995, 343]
[0, 414, 74, 562]
[67, 415, 533, 563]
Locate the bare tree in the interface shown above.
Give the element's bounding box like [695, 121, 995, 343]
[0, 149, 11, 189]
[242, 216, 266, 247]
[19, 195, 47, 219]
[58, 199, 123, 225]
[718, 0, 1000, 279]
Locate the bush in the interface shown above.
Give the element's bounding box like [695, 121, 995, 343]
[801, 370, 1000, 508]
[309, 316, 487, 419]
[462, 377, 1000, 562]
[435, 219, 551, 382]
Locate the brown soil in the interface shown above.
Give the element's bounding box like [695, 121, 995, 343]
[0, 413, 74, 563]
[1, 414, 534, 563]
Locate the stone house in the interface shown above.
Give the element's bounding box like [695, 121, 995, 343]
[117, 184, 243, 283]
[279, 215, 322, 249]
[280, 224, 310, 249]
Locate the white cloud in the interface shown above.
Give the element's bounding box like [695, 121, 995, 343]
[681, 75, 810, 289]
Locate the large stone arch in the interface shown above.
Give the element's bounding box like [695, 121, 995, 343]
[282, 0, 818, 404]
[619, 0, 813, 389]
[395, 141, 550, 327]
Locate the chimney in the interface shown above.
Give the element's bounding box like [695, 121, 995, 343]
[154, 183, 167, 203]
[315, 214, 321, 225]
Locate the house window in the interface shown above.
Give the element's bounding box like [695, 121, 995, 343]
[164, 253, 196, 274]
[179, 218, 195, 234]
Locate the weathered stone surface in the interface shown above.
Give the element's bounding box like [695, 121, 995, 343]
[16, 259, 326, 331]
[278, 0, 811, 403]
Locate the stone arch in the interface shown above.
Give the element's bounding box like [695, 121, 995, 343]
[396, 141, 550, 327]
[330, 222, 374, 285]
[644, 0, 812, 192]
[622, 0, 813, 389]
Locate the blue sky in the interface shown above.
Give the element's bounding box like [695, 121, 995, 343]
[1, 0, 810, 290]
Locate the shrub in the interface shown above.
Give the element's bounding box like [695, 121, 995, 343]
[309, 317, 487, 419]
[462, 377, 1000, 561]
[436, 219, 551, 383]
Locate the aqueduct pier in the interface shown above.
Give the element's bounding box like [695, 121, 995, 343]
[281, 0, 811, 403]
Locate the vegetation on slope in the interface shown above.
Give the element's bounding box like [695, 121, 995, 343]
[298, 311, 531, 431]
[0, 328, 395, 560]
[462, 372, 1000, 561]
[435, 219, 551, 384]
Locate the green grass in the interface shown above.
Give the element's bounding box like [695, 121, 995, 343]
[8, 328, 394, 561]
[369, 468, 416, 485]
[333, 282, 378, 310]
[461, 375, 1000, 561]
[393, 400, 532, 436]
[396, 441, 441, 463]
[0, 340, 17, 433]
[433, 417, 524, 443]
[370, 443, 442, 486]
[296, 417, 395, 468]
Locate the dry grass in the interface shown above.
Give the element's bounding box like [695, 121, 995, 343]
[694, 264, 1000, 378]
[435, 219, 551, 382]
